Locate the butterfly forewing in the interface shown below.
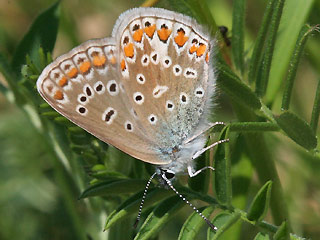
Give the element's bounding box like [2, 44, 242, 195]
[113, 9, 215, 161]
[37, 38, 168, 164]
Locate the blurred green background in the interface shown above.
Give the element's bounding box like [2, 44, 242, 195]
[0, 0, 320, 239]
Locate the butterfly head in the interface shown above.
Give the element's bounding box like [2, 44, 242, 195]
[156, 168, 176, 187]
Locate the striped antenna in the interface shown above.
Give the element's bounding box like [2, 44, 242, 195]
[162, 174, 217, 231]
[133, 172, 157, 228]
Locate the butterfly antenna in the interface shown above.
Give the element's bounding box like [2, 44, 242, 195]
[163, 177, 217, 231]
[133, 172, 157, 228]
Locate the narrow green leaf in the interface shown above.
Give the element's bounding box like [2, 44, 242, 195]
[11, 1, 60, 74]
[310, 78, 320, 133]
[214, 127, 232, 207]
[248, 0, 274, 84]
[79, 179, 147, 199]
[247, 181, 273, 222]
[275, 111, 317, 150]
[255, 0, 285, 96]
[178, 206, 215, 240]
[267, 0, 314, 102]
[104, 188, 172, 230]
[254, 232, 270, 240]
[274, 221, 290, 240]
[281, 25, 319, 110]
[217, 61, 261, 110]
[207, 212, 241, 240]
[134, 196, 186, 240]
[231, 0, 246, 73]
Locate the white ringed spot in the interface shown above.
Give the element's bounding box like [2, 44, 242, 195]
[102, 107, 117, 125]
[150, 51, 160, 65]
[83, 84, 94, 98]
[153, 85, 168, 98]
[76, 105, 88, 116]
[141, 54, 150, 66]
[133, 92, 144, 105]
[173, 64, 182, 76]
[136, 73, 146, 84]
[148, 114, 157, 125]
[94, 81, 105, 94]
[184, 68, 197, 78]
[180, 92, 189, 104]
[162, 56, 172, 68]
[195, 87, 204, 97]
[124, 121, 134, 132]
[77, 94, 88, 105]
[166, 100, 174, 111]
[107, 80, 119, 96]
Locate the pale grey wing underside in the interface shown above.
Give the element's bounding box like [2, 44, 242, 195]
[112, 8, 216, 162]
[37, 38, 169, 165]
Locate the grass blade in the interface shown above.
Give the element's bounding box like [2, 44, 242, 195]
[266, 0, 314, 102]
[248, 0, 274, 84]
[281, 24, 320, 110]
[231, 0, 246, 74]
[255, 0, 285, 97]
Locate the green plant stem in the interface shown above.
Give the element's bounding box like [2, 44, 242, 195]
[233, 102, 290, 227]
[229, 122, 279, 132]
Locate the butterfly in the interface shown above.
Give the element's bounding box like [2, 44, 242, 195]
[37, 7, 227, 230]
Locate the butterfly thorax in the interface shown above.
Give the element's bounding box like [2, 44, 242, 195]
[157, 133, 207, 175]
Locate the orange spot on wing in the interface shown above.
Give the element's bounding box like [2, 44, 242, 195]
[196, 43, 206, 57]
[59, 76, 68, 87]
[189, 45, 198, 54]
[79, 61, 91, 73]
[93, 55, 106, 67]
[120, 59, 126, 71]
[205, 52, 209, 63]
[124, 43, 134, 58]
[144, 24, 156, 38]
[174, 30, 189, 47]
[54, 90, 64, 100]
[157, 27, 172, 42]
[133, 29, 143, 42]
[67, 68, 78, 78]
[110, 56, 116, 65]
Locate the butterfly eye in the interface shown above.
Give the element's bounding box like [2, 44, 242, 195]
[164, 170, 175, 180]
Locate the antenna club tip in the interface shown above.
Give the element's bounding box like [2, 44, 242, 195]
[206, 219, 218, 231]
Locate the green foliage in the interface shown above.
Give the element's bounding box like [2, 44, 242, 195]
[0, 0, 319, 239]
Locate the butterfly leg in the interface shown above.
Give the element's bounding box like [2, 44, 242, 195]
[183, 121, 225, 144]
[187, 165, 215, 177]
[188, 138, 229, 177]
[192, 139, 229, 160]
